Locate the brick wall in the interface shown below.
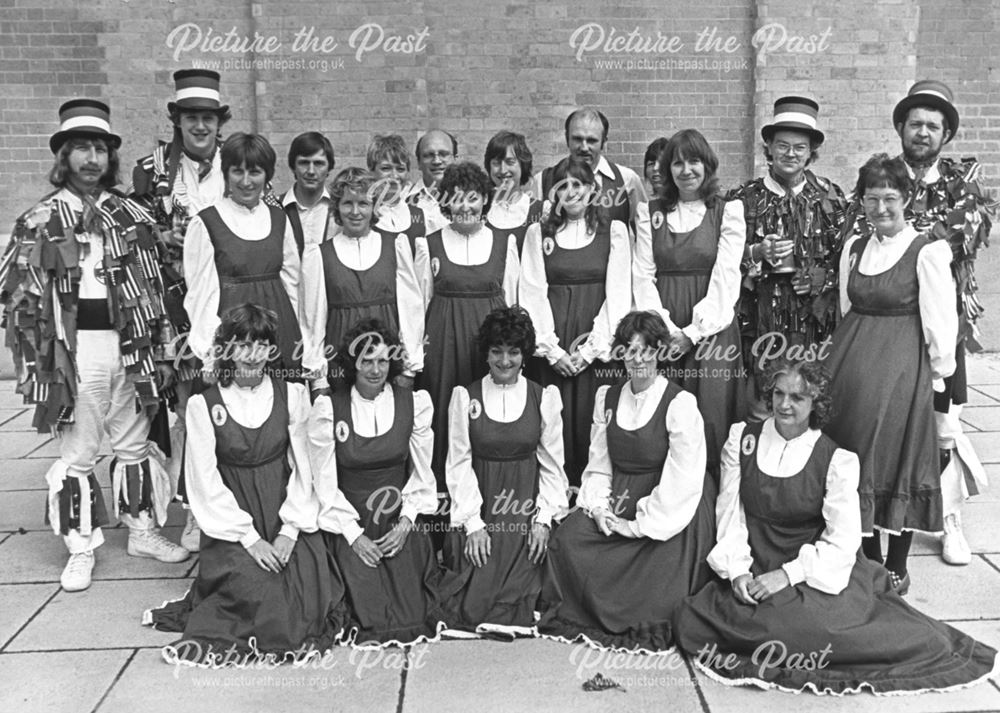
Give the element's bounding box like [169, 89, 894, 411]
[1, 0, 998, 349]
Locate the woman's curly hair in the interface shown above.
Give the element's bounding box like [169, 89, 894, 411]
[760, 358, 833, 429]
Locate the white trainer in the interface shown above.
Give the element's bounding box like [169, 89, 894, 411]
[61, 551, 95, 592]
[128, 528, 191, 563]
[942, 513, 972, 566]
[180, 510, 201, 553]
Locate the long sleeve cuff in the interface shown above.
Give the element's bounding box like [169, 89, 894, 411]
[627, 519, 642, 538]
[464, 515, 486, 534]
[239, 528, 262, 549]
[544, 345, 569, 365]
[681, 323, 704, 345]
[534, 509, 555, 527]
[781, 559, 806, 586]
[341, 521, 364, 546]
[400, 503, 420, 525]
[278, 524, 300, 542]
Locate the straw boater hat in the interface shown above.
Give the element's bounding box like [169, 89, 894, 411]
[167, 69, 229, 115]
[761, 96, 825, 145]
[49, 99, 122, 154]
[892, 80, 959, 143]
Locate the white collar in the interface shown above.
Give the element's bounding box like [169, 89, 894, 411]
[901, 156, 941, 185]
[762, 417, 820, 447]
[282, 186, 331, 208]
[763, 173, 806, 197]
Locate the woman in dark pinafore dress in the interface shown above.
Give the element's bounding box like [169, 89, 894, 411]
[445, 307, 569, 633]
[299, 168, 425, 392]
[634, 129, 746, 477]
[536, 311, 716, 653]
[824, 155, 959, 591]
[417, 162, 520, 500]
[310, 319, 458, 646]
[145, 304, 345, 664]
[520, 157, 631, 486]
[675, 360, 998, 694]
[183, 133, 302, 381]
[483, 130, 543, 256]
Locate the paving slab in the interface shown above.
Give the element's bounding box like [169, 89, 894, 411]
[0, 457, 55, 491]
[947, 619, 1000, 652]
[966, 356, 1000, 385]
[403, 638, 702, 713]
[0, 432, 53, 459]
[961, 406, 1000, 431]
[5, 578, 190, 651]
[0, 583, 58, 649]
[0, 486, 113, 532]
[99, 646, 401, 713]
[971, 383, 1000, 401]
[0, 409, 27, 428]
[966, 432, 1000, 464]
[0, 390, 28, 410]
[0, 649, 133, 713]
[965, 387, 1000, 406]
[691, 661, 1000, 712]
[903, 556, 1000, 621]
[0, 528, 193, 585]
[911, 499, 1000, 555]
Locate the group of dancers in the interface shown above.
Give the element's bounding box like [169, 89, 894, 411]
[1, 68, 997, 695]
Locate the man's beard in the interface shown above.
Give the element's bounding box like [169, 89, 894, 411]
[902, 142, 941, 168]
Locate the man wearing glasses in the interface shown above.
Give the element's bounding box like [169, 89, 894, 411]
[406, 129, 457, 235]
[728, 96, 848, 418]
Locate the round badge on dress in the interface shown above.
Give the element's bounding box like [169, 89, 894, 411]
[741, 433, 756, 455]
[651, 211, 664, 230]
[211, 404, 228, 427]
[431, 257, 440, 276]
[542, 237, 555, 256]
[335, 420, 350, 443]
[93, 263, 106, 285]
[469, 399, 482, 420]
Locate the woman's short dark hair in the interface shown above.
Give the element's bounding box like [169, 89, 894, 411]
[476, 305, 536, 362]
[48, 137, 121, 190]
[329, 167, 377, 226]
[220, 132, 277, 183]
[658, 128, 720, 209]
[612, 310, 671, 356]
[484, 131, 533, 188]
[287, 131, 335, 172]
[337, 317, 405, 384]
[541, 156, 606, 238]
[854, 153, 912, 202]
[760, 358, 833, 429]
[438, 161, 493, 220]
[644, 137, 669, 167]
[214, 303, 279, 387]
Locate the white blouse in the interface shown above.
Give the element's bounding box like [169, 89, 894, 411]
[414, 224, 520, 306]
[577, 378, 707, 541]
[486, 191, 533, 230]
[839, 227, 957, 382]
[172, 152, 225, 217]
[709, 420, 862, 596]
[57, 189, 108, 301]
[183, 197, 302, 368]
[446, 377, 569, 533]
[309, 387, 436, 545]
[519, 218, 631, 364]
[298, 228, 426, 383]
[406, 180, 449, 235]
[184, 380, 318, 548]
[633, 199, 746, 343]
[376, 197, 416, 233]
[281, 188, 332, 248]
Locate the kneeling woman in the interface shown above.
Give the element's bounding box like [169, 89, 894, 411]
[674, 360, 998, 694]
[445, 306, 569, 633]
[536, 310, 716, 653]
[145, 304, 345, 664]
[310, 319, 456, 646]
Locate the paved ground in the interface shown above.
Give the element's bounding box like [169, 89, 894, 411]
[2, 359, 1000, 713]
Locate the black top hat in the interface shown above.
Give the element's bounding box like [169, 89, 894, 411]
[49, 99, 122, 154]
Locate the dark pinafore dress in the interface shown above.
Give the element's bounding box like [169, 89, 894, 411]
[201, 204, 303, 379]
[651, 198, 743, 475]
[147, 378, 345, 662]
[536, 382, 716, 652]
[675, 421, 998, 694]
[421, 228, 508, 491]
[824, 234, 940, 534]
[486, 195, 543, 255]
[445, 378, 546, 630]
[533, 218, 621, 487]
[326, 385, 456, 645]
[320, 230, 400, 386]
